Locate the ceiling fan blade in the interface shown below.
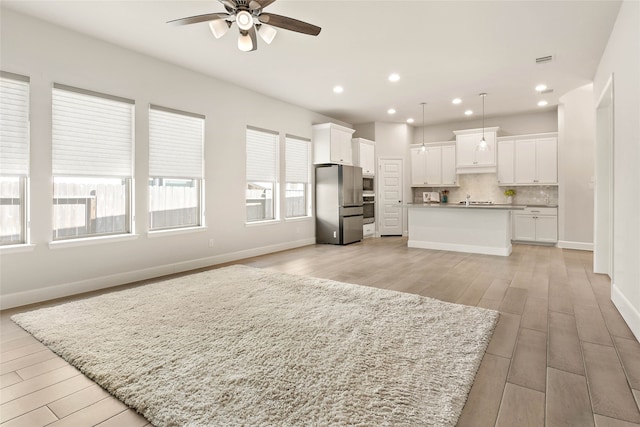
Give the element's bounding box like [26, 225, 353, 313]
[248, 26, 258, 52]
[218, 0, 237, 10]
[250, 0, 277, 10]
[259, 13, 321, 36]
[167, 13, 229, 26]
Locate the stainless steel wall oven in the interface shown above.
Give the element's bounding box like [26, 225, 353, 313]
[363, 194, 375, 224]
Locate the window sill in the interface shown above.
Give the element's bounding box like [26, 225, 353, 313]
[0, 244, 36, 254]
[49, 234, 139, 249]
[245, 219, 281, 227]
[285, 216, 313, 223]
[148, 226, 208, 238]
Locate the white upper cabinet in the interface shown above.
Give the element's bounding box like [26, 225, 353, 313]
[534, 137, 558, 184]
[498, 133, 558, 185]
[313, 123, 355, 165]
[441, 145, 457, 185]
[352, 138, 376, 176]
[515, 139, 537, 183]
[497, 139, 515, 184]
[453, 127, 499, 174]
[410, 142, 457, 187]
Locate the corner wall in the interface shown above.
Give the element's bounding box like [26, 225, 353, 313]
[593, 0, 640, 340]
[557, 84, 596, 250]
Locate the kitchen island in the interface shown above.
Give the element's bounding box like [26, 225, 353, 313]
[406, 203, 526, 256]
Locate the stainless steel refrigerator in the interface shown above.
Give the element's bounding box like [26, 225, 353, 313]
[315, 164, 364, 245]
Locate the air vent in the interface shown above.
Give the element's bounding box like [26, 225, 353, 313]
[540, 88, 554, 94]
[536, 55, 554, 64]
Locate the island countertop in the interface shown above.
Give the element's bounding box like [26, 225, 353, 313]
[405, 203, 527, 210]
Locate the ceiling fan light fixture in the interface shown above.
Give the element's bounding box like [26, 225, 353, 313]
[238, 31, 254, 51]
[209, 19, 231, 39]
[236, 10, 254, 31]
[258, 24, 277, 44]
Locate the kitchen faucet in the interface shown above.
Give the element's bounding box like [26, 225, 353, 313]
[465, 194, 470, 207]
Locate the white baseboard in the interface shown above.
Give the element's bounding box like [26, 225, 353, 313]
[407, 240, 512, 257]
[611, 282, 640, 342]
[557, 240, 594, 251]
[0, 238, 315, 310]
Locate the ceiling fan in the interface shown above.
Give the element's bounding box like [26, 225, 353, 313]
[167, 0, 321, 52]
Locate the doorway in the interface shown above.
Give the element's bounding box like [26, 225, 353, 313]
[594, 75, 614, 278]
[378, 158, 404, 236]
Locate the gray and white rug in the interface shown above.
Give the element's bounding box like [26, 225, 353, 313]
[12, 265, 498, 426]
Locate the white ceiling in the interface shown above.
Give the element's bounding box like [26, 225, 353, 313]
[2, 0, 622, 126]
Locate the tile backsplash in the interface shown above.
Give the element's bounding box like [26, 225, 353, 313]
[412, 173, 558, 205]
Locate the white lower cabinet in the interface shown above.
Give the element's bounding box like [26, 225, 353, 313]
[512, 207, 558, 243]
[363, 223, 375, 238]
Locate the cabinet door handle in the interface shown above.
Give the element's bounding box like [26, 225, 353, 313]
[531, 210, 540, 213]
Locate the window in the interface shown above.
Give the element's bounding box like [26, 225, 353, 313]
[0, 72, 30, 246]
[52, 84, 134, 240]
[149, 105, 204, 231]
[246, 127, 278, 222]
[285, 135, 311, 218]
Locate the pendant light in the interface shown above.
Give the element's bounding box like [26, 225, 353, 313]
[420, 102, 427, 153]
[478, 93, 489, 152]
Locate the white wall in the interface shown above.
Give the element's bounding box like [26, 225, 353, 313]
[593, 0, 640, 340]
[0, 10, 347, 308]
[557, 84, 595, 250]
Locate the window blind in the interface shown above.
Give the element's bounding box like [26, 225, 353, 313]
[285, 136, 310, 183]
[52, 84, 134, 177]
[149, 105, 204, 179]
[0, 72, 30, 176]
[246, 127, 278, 182]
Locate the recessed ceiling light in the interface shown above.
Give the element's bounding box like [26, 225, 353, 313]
[538, 100, 548, 107]
[535, 84, 547, 92]
[333, 85, 344, 94]
[388, 73, 400, 82]
[452, 98, 462, 105]
[464, 110, 473, 116]
[387, 108, 396, 115]
[406, 118, 415, 124]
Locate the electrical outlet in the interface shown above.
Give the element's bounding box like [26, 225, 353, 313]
[208, 238, 214, 248]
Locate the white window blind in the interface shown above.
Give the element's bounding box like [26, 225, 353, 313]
[149, 105, 204, 179]
[52, 83, 134, 177]
[285, 136, 310, 183]
[246, 127, 278, 182]
[0, 72, 30, 176]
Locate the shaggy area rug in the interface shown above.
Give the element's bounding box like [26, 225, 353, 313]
[12, 265, 498, 427]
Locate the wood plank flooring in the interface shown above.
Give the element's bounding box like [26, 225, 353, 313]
[1, 237, 639, 426]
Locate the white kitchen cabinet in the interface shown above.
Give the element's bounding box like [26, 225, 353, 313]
[534, 137, 558, 184]
[363, 223, 375, 238]
[312, 123, 355, 165]
[512, 207, 557, 243]
[441, 145, 457, 185]
[410, 143, 457, 187]
[352, 138, 375, 176]
[497, 139, 515, 184]
[453, 127, 499, 174]
[411, 147, 428, 186]
[498, 134, 558, 185]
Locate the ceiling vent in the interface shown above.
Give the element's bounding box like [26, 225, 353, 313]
[540, 88, 554, 94]
[536, 55, 554, 64]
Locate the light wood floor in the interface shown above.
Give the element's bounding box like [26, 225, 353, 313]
[1, 237, 639, 426]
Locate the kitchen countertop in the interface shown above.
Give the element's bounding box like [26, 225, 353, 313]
[406, 203, 527, 210]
